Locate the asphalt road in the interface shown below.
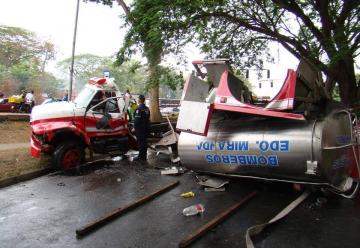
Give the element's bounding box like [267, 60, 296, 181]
[0, 154, 359, 248]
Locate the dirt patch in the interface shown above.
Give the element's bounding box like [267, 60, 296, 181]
[0, 120, 109, 181]
[0, 147, 50, 181]
[0, 121, 48, 181]
[0, 121, 31, 144]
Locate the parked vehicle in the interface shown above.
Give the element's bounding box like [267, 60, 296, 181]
[0, 98, 14, 112]
[41, 98, 63, 105]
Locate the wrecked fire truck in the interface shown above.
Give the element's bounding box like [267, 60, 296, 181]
[176, 59, 360, 194]
[30, 77, 176, 170]
[30, 78, 131, 170]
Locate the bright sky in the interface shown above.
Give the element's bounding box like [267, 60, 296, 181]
[0, 0, 126, 71]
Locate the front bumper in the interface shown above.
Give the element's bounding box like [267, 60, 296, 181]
[30, 134, 54, 158]
[30, 135, 41, 158]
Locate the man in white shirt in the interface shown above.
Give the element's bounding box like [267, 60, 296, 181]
[25, 90, 35, 106]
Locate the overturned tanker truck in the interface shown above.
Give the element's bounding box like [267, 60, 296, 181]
[177, 59, 360, 194]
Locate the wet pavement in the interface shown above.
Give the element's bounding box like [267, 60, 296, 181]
[0, 153, 359, 248]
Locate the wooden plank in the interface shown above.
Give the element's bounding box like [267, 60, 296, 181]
[76, 180, 179, 237]
[179, 191, 257, 248]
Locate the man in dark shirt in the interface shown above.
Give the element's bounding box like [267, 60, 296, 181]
[134, 94, 150, 161]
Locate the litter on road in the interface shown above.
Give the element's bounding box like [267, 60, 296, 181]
[160, 166, 184, 175]
[182, 203, 205, 216]
[204, 187, 226, 192]
[179, 191, 257, 247]
[196, 175, 229, 189]
[181, 191, 195, 198]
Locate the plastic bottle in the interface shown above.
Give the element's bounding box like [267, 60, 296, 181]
[182, 204, 205, 216]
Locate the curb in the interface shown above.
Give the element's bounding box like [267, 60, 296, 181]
[0, 167, 54, 189]
[0, 113, 30, 122]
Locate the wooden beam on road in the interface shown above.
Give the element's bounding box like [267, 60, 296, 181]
[179, 191, 257, 248]
[76, 180, 179, 237]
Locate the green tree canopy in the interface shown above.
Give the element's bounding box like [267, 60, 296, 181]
[87, 1, 360, 106]
[86, 0, 184, 121]
[0, 25, 57, 96]
[0, 25, 55, 69]
[57, 53, 183, 97]
[163, 0, 360, 106]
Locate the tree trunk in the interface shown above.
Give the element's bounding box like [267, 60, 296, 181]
[116, 0, 163, 121]
[149, 85, 162, 122]
[330, 57, 358, 107]
[148, 61, 163, 122]
[324, 76, 335, 98]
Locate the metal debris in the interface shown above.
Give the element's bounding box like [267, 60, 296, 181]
[309, 197, 328, 210]
[204, 187, 226, 192]
[160, 166, 185, 175]
[112, 156, 122, 162]
[196, 175, 229, 189]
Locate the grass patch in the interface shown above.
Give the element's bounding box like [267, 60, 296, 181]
[0, 121, 31, 144]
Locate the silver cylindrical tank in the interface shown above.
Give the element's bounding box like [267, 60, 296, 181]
[178, 110, 354, 189]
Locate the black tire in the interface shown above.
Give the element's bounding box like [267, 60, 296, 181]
[52, 141, 85, 171]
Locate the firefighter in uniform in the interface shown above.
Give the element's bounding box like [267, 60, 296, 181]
[134, 94, 150, 161]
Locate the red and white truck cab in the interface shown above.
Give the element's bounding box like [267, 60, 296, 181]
[30, 77, 130, 170]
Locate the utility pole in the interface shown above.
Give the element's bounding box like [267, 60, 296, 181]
[69, 0, 80, 101]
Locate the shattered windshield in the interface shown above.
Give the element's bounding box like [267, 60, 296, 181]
[73, 87, 95, 108]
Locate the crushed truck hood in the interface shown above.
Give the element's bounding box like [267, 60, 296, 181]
[30, 101, 75, 123]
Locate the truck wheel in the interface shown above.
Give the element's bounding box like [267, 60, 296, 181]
[52, 141, 85, 171]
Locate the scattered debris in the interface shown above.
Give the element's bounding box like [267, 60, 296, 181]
[125, 150, 139, 157]
[181, 191, 195, 198]
[309, 197, 328, 210]
[57, 182, 65, 186]
[161, 166, 185, 175]
[112, 156, 122, 162]
[171, 156, 181, 163]
[182, 204, 205, 216]
[116, 178, 122, 183]
[196, 175, 229, 189]
[204, 187, 225, 192]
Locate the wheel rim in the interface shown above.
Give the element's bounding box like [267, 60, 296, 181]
[62, 149, 81, 170]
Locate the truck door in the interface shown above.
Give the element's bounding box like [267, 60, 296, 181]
[176, 73, 214, 136]
[85, 95, 128, 138]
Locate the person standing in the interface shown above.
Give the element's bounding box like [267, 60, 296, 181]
[25, 90, 35, 105]
[0, 92, 5, 104]
[133, 94, 150, 161]
[124, 89, 132, 111]
[24, 90, 35, 113]
[62, 89, 69, 101]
